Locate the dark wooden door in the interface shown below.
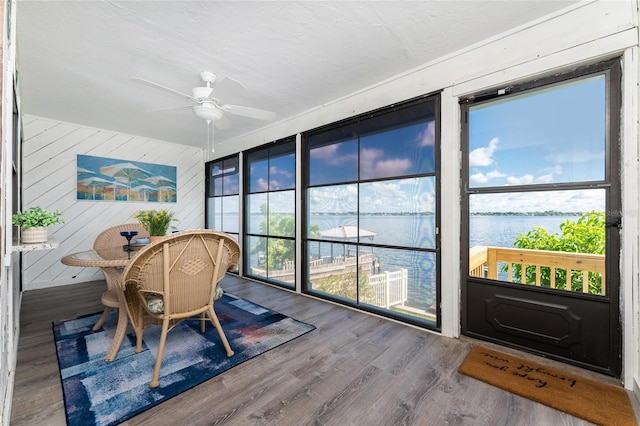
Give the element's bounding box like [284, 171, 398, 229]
[461, 59, 622, 377]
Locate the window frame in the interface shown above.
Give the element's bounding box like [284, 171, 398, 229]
[243, 136, 297, 289]
[205, 154, 241, 273]
[302, 93, 442, 331]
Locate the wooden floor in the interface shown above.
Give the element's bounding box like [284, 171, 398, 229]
[10, 275, 640, 425]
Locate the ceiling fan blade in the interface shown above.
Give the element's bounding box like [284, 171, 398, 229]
[131, 77, 196, 101]
[146, 105, 193, 113]
[214, 77, 246, 103]
[214, 115, 233, 130]
[222, 104, 276, 121]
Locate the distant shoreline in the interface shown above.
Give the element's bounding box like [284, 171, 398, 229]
[470, 211, 584, 216]
[306, 211, 586, 216]
[250, 211, 587, 216]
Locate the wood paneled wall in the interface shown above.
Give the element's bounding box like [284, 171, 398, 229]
[21, 115, 205, 290]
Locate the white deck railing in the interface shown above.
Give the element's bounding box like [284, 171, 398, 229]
[469, 246, 605, 295]
[251, 254, 409, 309]
[365, 269, 408, 308]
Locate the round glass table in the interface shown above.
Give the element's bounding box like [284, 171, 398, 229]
[61, 246, 146, 361]
[61, 246, 143, 268]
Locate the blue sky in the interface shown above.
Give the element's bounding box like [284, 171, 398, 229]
[248, 153, 295, 193]
[468, 75, 607, 213]
[246, 75, 608, 217]
[309, 120, 436, 186]
[307, 119, 436, 214]
[469, 75, 605, 188]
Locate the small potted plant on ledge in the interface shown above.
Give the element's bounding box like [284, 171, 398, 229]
[12, 206, 64, 244]
[133, 209, 178, 242]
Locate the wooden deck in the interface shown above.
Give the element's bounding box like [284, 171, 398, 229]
[10, 275, 638, 425]
[469, 246, 605, 295]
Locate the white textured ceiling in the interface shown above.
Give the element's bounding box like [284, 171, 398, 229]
[16, 1, 579, 151]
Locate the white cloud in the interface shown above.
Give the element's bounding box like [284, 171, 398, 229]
[358, 178, 434, 213]
[360, 148, 412, 179]
[470, 173, 488, 184]
[506, 174, 534, 185]
[487, 170, 507, 179]
[311, 144, 338, 159]
[311, 144, 357, 166]
[309, 185, 358, 213]
[469, 137, 499, 167]
[469, 189, 605, 213]
[309, 177, 435, 214]
[254, 177, 269, 192]
[223, 176, 239, 193]
[417, 120, 436, 147]
[535, 173, 554, 183]
[470, 169, 506, 184]
[269, 191, 295, 214]
[270, 166, 293, 179]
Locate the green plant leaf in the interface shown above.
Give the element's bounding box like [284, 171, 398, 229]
[12, 207, 64, 228]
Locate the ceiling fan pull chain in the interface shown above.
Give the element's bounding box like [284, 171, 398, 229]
[207, 119, 214, 154]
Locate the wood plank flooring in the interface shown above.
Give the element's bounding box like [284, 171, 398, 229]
[10, 275, 639, 425]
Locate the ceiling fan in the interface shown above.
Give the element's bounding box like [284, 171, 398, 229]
[132, 71, 276, 154]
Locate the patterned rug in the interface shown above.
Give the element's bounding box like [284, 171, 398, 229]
[53, 293, 315, 426]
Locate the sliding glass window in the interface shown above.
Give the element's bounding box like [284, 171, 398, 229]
[304, 95, 440, 329]
[206, 155, 240, 273]
[244, 138, 296, 289]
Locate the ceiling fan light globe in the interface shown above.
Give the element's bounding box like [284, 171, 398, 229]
[193, 105, 223, 122]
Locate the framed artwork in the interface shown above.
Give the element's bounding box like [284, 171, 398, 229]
[76, 155, 177, 203]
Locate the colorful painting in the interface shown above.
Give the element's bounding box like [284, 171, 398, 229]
[76, 155, 177, 202]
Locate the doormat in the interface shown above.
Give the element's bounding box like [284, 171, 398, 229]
[53, 293, 315, 426]
[458, 346, 637, 426]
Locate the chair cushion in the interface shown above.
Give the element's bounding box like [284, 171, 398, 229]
[144, 293, 165, 313]
[214, 286, 224, 301]
[143, 287, 224, 314]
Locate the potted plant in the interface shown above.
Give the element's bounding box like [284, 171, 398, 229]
[133, 209, 178, 240]
[12, 206, 64, 243]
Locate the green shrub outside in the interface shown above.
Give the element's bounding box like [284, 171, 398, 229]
[508, 211, 605, 294]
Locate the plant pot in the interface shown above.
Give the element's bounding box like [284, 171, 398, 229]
[21, 227, 48, 244]
[149, 235, 164, 243]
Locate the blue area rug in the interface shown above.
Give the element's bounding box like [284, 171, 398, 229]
[53, 293, 315, 426]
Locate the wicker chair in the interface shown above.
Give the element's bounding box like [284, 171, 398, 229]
[91, 223, 149, 331]
[120, 229, 240, 388]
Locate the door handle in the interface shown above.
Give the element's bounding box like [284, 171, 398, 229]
[606, 217, 622, 228]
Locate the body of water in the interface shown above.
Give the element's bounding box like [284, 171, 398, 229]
[310, 214, 579, 309]
[234, 213, 580, 269]
[233, 213, 581, 309]
[469, 215, 579, 248]
[308, 214, 578, 251]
